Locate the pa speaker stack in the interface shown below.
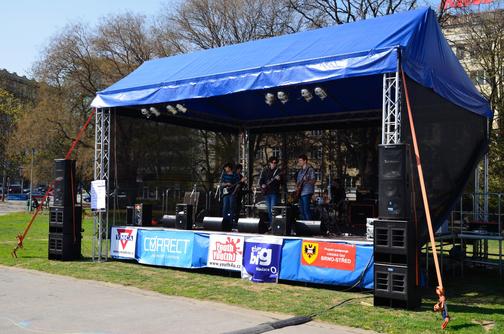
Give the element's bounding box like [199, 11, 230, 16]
[48, 159, 82, 261]
[374, 144, 420, 309]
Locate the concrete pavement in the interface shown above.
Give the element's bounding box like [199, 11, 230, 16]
[0, 266, 377, 334]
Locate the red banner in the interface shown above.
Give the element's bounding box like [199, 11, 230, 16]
[301, 240, 356, 271]
[443, 0, 493, 9]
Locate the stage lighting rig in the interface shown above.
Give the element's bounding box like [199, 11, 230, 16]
[140, 108, 151, 118]
[149, 107, 160, 117]
[176, 104, 187, 113]
[166, 105, 178, 115]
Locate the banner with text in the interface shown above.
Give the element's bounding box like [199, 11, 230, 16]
[301, 240, 356, 271]
[242, 236, 283, 283]
[136, 229, 208, 268]
[207, 234, 244, 271]
[110, 227, 138, 259]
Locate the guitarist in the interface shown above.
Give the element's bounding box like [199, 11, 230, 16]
[296, 154, 315, 220]
[259, 156, 281, 228]
[220, 162, 241, 227]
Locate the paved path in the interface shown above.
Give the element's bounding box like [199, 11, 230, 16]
[0, 201, 26, 216]
[0, 266, 377, 334]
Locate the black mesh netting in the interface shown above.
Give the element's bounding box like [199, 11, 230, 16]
[403, 77, 489, 245]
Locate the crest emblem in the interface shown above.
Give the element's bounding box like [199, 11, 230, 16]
[302, 241, 318, 264]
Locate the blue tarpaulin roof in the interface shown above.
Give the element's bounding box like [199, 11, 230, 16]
[91, 7, 492, 121]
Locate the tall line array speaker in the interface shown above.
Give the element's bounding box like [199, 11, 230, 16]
[176, 203, 193, 230]
[49, 159, 82, 261]
[378, 144, 410, 219]
[53, 159, 77, 207]
[375, 144, 419, 309]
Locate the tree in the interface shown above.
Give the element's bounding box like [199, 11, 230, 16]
[287, 0, 417, 28]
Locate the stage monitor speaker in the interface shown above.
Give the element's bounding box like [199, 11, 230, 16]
[53, 159, 76, 207]
[294, 220, 326, 236]
[272, 206, 293, 236]
[203, 216, 232, 232]
[160, 215, 176, 228]
[176, 203, 193, 230]
[126, 204, 152, 226]
[378, 144, 411, 219]
[237, 217, 267, 234]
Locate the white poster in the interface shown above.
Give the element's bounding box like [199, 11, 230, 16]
[207, 234, 244, 271]
[91, 180, 106, 210]
[110, 227, 138, 259]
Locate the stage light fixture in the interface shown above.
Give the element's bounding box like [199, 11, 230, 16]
[141, 108, 151, 118]
[176, 104, 187, 113]
[277, 91, 288, 104]
[149, 107, 160, 117]
[314, 87, 327, 100]
[265, 93, 275, 106]
[301, 88, 313, 102]
[166, 105, 178, 115]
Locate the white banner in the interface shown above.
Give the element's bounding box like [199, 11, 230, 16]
[90, 180, 106, 210]
[110, 227, 138, 259]
[207, 234, 244, 271]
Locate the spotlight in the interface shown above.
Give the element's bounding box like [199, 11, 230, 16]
[314, 87, 327, 100]
[149, 107, 160, 117]
[141, 108, 149, 116]
[277, 91, 288, 104]
[166, 105, 178, 115]
[176, 104, 187, 113]
[265, 93, 275, 106]
[301, 89, 313, 102]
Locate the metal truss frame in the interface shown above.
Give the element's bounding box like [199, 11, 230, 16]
[93, 108, 111, 261]
[381, 71, 401, 145]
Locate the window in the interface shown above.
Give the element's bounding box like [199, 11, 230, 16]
[314, 170, 321, 181]
[255, 149, 264, 161]
[455, 45, 466, 59]
[310, 130, 323, 136]
[311, 147, 323, 160]
[471, 70, 486, 86]
[271, 147, 281, 159]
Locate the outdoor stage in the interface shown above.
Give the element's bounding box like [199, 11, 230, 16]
[111, 226, 374, 288]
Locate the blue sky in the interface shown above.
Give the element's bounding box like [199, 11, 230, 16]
[0, 0, 177, 78]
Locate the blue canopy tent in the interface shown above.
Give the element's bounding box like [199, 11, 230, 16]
[91, 7, 492, 243]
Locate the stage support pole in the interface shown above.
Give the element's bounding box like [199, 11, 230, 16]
[93, 107, 111, 262]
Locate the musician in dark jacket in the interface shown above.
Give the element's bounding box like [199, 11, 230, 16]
[259, 156, 281, 227]
[221, 162, 240, 225]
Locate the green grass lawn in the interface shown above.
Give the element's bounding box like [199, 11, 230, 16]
[1, 211, 503, 334]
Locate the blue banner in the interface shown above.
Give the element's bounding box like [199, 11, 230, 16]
[136, 229, 208, 268]
[279, 239, 374, 289]
[242, 236, 283, 283]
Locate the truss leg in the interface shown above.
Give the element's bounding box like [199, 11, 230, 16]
[93, 108, 111, 262]
[381, 72, 401, 145]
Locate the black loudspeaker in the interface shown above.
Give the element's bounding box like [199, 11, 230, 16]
[237, 218, 267, 234]
[378, 144, 411, 219]
[48, 205, 82, 261]
[49, 206, 82, 235]
[176, 204, 193, 230]
[53, 159, 76, 207]
[373, 219, 420, 309]
[159, 215, 176, 228]
[203, 216, 232, 231]
[272, 206, 293, 236]
[294, 220, 326, 236]
[126, 204, 152, 226]
[48, 233, 82, 261]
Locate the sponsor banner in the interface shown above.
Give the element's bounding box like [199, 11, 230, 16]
[136, 229, 207, 268]
[301, 240, 356, 271]
[242, 236, 283, 283]
[110, 227, 138, 259]
[207, 234, 244, 271]
[279, 239, 374, 289]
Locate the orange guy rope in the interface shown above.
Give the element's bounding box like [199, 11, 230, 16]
[11, 108, 97, 258]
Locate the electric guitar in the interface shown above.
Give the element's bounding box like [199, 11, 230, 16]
[261, 171, 280, 195]
[222, 176, 247, 196]
[293, 168, 310, 201]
